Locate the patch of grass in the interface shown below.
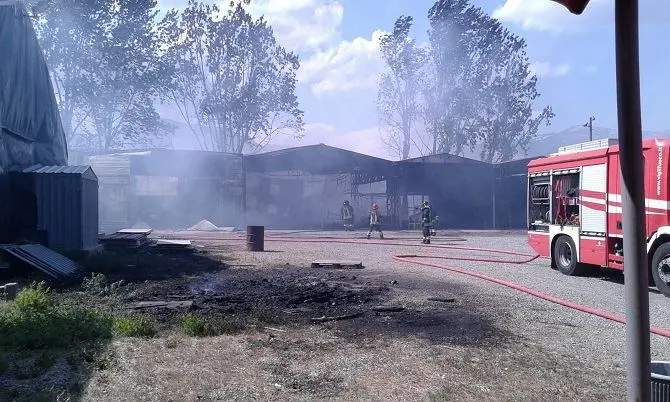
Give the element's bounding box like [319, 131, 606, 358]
[251, 303, 281, 325]
[0, 283, 113, 349]
[178, 314, 245, 337]
[178, 314, 216, 337]
[114, 316, 157, 338]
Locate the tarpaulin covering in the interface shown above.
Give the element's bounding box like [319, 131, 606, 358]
[0, 2, 68, 172]
[0, 2, 68, 241]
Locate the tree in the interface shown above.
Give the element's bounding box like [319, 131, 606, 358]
[160, 0, 304, 154]
[425, 0, 553, 162]
[33, 0, 102, 147]
[377, 16, 429, 160]
[85, 0, 175, 151]
[470, 20, 554, 162]
[35, 0, 174, 151]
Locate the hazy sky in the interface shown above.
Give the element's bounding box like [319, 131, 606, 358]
[159, 0, 670, 159]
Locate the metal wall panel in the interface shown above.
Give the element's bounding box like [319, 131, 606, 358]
[27, 166, 99, 250]
[581, 163, 607, 234]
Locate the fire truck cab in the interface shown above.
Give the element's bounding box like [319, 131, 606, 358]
[527, 138, 670, 297]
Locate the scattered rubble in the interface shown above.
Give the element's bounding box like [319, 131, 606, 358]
[311, 260, 364, 269]
[128, 300, 194, 310]
[153, 239, 194, 253]
[99, 231, 152, 249]
[310, 312, 364, 323]
[372, 306, 405, 312]
[427, 297, 456, 303]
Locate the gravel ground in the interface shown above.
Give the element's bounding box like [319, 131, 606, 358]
[177, 229, 670, 370]
[71, 229, 670, 400]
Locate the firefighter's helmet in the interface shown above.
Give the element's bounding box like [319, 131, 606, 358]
[423, 200, 430, 207]
[343, 200, 350, 205]
[371, 203, 379, 210]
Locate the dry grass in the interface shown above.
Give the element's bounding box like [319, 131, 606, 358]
[79, 326, 621, 401]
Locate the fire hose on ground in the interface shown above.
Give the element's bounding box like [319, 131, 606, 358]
[169, 233, 670, 339]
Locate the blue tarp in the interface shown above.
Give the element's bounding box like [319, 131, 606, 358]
[0, 2, 68, 172]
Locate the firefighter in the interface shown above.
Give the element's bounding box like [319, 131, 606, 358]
[341, 200, 354, 231]
[366, 203, 384, 239]
[421, 200, 432, 244]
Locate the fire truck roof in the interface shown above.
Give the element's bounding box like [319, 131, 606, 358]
[527, 138, 670, 171]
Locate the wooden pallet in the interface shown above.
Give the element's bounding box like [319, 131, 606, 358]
[311, 260, 363, 269]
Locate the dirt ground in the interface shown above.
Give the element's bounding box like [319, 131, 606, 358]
[0, 231, 633, 401]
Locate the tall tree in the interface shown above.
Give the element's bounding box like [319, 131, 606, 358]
[33, 0, 102, 146]
[35, 0, 173, 151]
[160, 0, 304, 154]
[425, 0, 553, 162]
[467, 17, 554, 162]
[377, 16, 428, 160]
[86, 0, 175, 151]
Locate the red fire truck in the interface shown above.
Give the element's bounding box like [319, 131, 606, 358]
[527, 138, 670, 297]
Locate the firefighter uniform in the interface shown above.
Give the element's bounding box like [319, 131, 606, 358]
[341, 200, 354, 231]
[421, 201, 432, 244]
[366, 203, 384, 239]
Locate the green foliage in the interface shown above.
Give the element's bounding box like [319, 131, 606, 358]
[377, 16, 429, 160]
[81, 272, 125, 295]
[178, 314, 215, 337]
[378, 0, 554, 162]
[34, 0, 174, 151]
[14, 282, 53, 314]
[159, 0, 304, 153]
[178, 314, 244, 337]
[0, 283, 113, 349]
[114, 316, 157, 338]
[425, 0, 554, 162]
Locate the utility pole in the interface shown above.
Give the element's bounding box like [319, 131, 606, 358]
[615, 1, 651, 400]
[553, 1, 651, 401]
[583, 116, 595, 141]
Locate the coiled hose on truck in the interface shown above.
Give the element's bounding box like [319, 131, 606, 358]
[170, 232, 670, 339]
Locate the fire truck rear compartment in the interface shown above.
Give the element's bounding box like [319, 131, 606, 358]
[529, 177, 550, 231]
[528, 173, 581, 231]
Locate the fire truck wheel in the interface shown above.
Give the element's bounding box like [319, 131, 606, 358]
[651, 243, 670, 297]
[553, 235, 585, 276]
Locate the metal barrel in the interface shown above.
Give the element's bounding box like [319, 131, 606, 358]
[246, 225, 264, 252]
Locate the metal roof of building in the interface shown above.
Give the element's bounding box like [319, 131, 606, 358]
[23, 164, 93, 174]
[245, 144, 394, 175]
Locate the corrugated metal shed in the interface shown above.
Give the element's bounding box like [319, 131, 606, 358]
[11, 165, 99, 250]
[0, 244, 83, 281]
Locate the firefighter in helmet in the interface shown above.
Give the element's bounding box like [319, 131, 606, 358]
[366, 202, 384, 239]
[421, 200, 432, 244]
[341, 200, 354, 231]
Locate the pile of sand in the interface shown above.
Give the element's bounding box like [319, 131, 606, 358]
[188, 219, 220, 231]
